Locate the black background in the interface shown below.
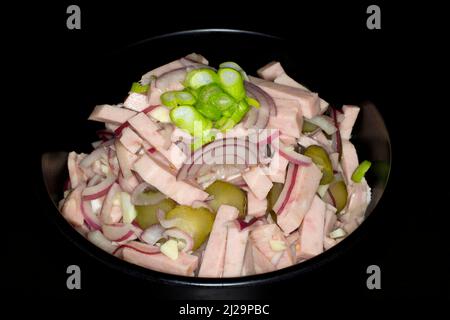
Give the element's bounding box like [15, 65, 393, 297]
[6, 1, 449, 303]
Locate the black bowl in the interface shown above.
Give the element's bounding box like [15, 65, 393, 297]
[39, 29, 391, 294]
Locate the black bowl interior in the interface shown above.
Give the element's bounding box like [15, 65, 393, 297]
[40, 29, 391, 288]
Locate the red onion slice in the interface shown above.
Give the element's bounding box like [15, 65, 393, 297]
[235, 217, 259, 231]
[156, 209, 182, 229]
[81, 174, 116, 200]
[79, 147, 107, 168]
[244, 81, 277, 128]
[242, 107, 258, 129]
[273, 164, 299, 215]
[131, 182, 166, 205]
[87, 174, 102, 187]
[140, 224, 166, 245]
[189, 145, 255, 178]
[81, 200, 102, 230]
[108, 148, 120, 177]
[162, 228, 194, 252]
[257, 129, 280, 147]
[277, 146, 312, 166]
[113, 230, 136, 243]
[307, 115, 337, 135]
[100, 182, 122, 224]
[115, 140, 135, 179]
[331, 107, 342, 159]
[87, 230, 117, 254]
[197, 137, 252, 159]
[102, 223, 141, 243]
[91, 157, 106, 176]
[112, 241, 160, 256]
[177, 138, 260, 181]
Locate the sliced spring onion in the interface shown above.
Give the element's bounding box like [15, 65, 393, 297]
[170, 105, 212, 137]
[351, 160, 372, 183]
[329, 228, 346, 239]
[230, 100, 249, 123]
[161, 90, 196, 108]
[198, 83, 223, 103]
[196, 101, 222, 121]
[219, 61, 243, 70]
[210, 91, 236, 111]
[195, 84, 224, 120]
[130, 82, 150, 94]
[307, 115, 337, 135]
[246, 96, 260, 108]
[175, 91, 196, 105]
[185, 68, 218, 89]
[214, 116, 235, 131]
[185, 87, 199, 99]
[160, 91, 178, 108]
[191, 137, 206, 151]
[221, 103, 236, 117]
[191, 130, 216, 150]
[218, 68, 245, 101]
[215, 100, 249, 131]
[195, 84, 237, 121]
[219, 61, 249, 81]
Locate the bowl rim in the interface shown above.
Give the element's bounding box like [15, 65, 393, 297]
[37, 28, 392, 287]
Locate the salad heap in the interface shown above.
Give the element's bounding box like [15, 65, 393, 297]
[59, 53, 372, 277]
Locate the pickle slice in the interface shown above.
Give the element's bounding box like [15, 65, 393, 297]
[135, 198, 176, 229]
[166, 205, 215, 250]
[205, 180, 246, 218]
[304, 145, 334, 185]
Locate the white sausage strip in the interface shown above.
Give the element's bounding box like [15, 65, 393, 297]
[223, 224, 250, 277]
[276, 163, 323, 234]
[133, 153, 208, 206]
[198, 205, 239, 277]
[298, 195, 326, 259]
[249, 76, 320, 119]
[122, 241, 198, 276]
[88, 105, 137, 124]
